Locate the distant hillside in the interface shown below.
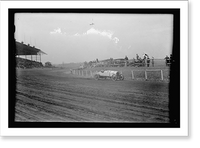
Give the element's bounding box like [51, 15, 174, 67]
[54, 62, 83, 69]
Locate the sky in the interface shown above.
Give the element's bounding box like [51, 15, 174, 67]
[15, 13, 173, 64]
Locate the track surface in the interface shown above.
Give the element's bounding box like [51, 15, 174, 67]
[15, 68, 169, 122]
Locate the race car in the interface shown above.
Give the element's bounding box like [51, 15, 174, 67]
[94, 70, 124, 81]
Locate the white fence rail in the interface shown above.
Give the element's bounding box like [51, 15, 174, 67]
[131, 69, 166, 81]
[71, 69, 169, 81]
[72, 69, 97, 78]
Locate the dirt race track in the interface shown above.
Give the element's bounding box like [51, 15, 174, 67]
[15, 68, 169, 123]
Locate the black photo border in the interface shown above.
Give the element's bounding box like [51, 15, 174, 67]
[8, 8, 180, 128]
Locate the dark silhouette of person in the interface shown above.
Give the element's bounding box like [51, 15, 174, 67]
[136, 54, 139, 60]
[147, 57, 150, 67]
[125, 56, 128, 60]
[170, 54, 173, 64]
[165, 55, 170, 66]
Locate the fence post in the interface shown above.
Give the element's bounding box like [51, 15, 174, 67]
[145, 70, 147, 80]
[131, 70, 134, 80]
[161, 70, 164, 81]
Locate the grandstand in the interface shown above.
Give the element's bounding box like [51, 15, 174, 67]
[15, 41, 46, 68]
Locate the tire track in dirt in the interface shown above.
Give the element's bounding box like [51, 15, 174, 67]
[15, 69, 170, 122]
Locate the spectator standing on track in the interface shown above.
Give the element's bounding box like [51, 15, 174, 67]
[125, 56, 128, 67]
[125, 56, 128, 60]
[170, 54, 173, 63]
[164, 55, 170, 66]
[143, 53, 149, 67]
[147, 57, 150, 67]
[136, 54, 139, 60]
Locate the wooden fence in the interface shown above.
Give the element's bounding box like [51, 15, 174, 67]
[131, 69, 166, 81]
[71, 69, 169, 81]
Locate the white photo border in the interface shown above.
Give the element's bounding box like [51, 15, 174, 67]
[0, 1, 188, 136]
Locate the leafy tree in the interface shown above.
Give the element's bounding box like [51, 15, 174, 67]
[45, 62, 52, 67]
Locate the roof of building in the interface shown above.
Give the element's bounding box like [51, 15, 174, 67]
[16, 41, 46, 55]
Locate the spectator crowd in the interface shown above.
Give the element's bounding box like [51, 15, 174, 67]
[16, 57, 43, 69]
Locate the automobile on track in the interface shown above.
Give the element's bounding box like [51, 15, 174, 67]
[94, 70, 124, 81]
